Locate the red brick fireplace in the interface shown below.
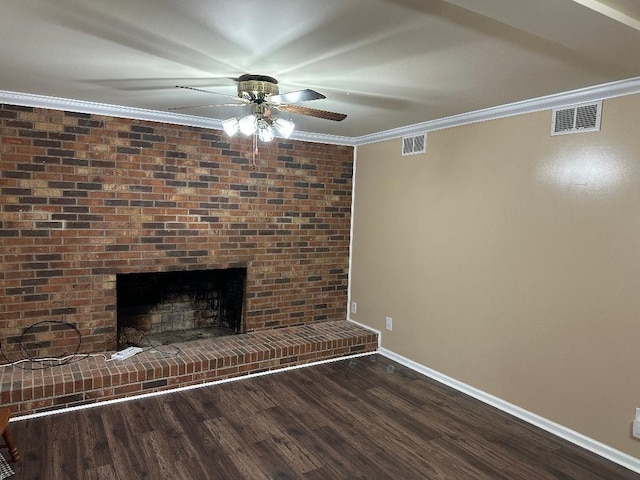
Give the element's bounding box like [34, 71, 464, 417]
[0, 104, 354, 363]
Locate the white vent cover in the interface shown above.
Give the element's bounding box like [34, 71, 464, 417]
[402, 133, 426, 155]
[551, 101, 602, 136]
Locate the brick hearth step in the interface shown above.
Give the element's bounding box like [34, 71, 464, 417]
[0, 321, 377, 416]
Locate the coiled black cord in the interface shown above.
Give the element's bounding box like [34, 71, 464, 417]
[0, 320, 181, 370]
[0, 320, 114, 370]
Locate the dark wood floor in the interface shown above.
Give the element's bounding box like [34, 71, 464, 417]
[6, 354, 640, 479]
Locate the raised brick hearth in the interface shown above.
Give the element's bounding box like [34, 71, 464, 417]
[1, 321, 378, 416]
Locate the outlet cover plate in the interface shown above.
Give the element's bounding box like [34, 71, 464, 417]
[385, 316, 393, 331]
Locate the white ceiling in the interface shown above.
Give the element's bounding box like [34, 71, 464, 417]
[1, 0, 640, 140]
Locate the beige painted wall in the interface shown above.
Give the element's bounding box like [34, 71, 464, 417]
[350, 93, 640, 458]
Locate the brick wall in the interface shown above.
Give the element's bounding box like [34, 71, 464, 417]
[0, 104, 353, 359]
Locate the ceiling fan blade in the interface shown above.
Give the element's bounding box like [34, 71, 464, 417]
[269, 89, 325, 104]
[175, 85, 249, 102]
[276, 104, 347, 122]
[168, 102, 246, 111]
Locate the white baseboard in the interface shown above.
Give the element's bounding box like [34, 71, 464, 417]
[379, 347, 640, 474]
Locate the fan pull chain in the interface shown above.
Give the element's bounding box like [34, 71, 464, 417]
[252, 131, 258, 167]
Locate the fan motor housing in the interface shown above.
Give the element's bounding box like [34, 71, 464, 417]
[237, 74, 279, 100]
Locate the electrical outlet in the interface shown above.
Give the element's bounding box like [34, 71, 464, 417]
[385, 316, 393, 331]
[351, 301, 357, 314]
[633, 408, 640, 439]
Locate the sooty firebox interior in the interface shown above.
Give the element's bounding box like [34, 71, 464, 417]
[116, 268, 246, 349]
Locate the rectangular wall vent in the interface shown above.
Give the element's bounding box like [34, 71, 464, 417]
[402, 133, 426, 155]
[551, 101, 602, 136]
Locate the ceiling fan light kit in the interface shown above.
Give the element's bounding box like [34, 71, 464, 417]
[223, 113, 295, 140]
[174, 74, 346, 143]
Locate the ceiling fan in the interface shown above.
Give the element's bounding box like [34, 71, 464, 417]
[171, 74, 347, 141]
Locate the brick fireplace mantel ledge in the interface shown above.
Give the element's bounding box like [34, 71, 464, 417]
[0, 321, 378, 416]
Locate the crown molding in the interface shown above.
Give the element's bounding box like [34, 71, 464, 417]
[289, 130, 356, 146]
[0, 90, 227, 130]
[3, 76, 640, 148]
[0, 89, 355, 147]
[353, 76, 640, 146]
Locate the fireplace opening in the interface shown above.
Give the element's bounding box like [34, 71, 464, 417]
[116, 268, 246, 349]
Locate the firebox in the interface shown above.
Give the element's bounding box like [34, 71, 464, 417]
[116, 268, 246, 349]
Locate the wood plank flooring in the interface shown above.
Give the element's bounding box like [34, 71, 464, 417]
[6, 354, 640, 479]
